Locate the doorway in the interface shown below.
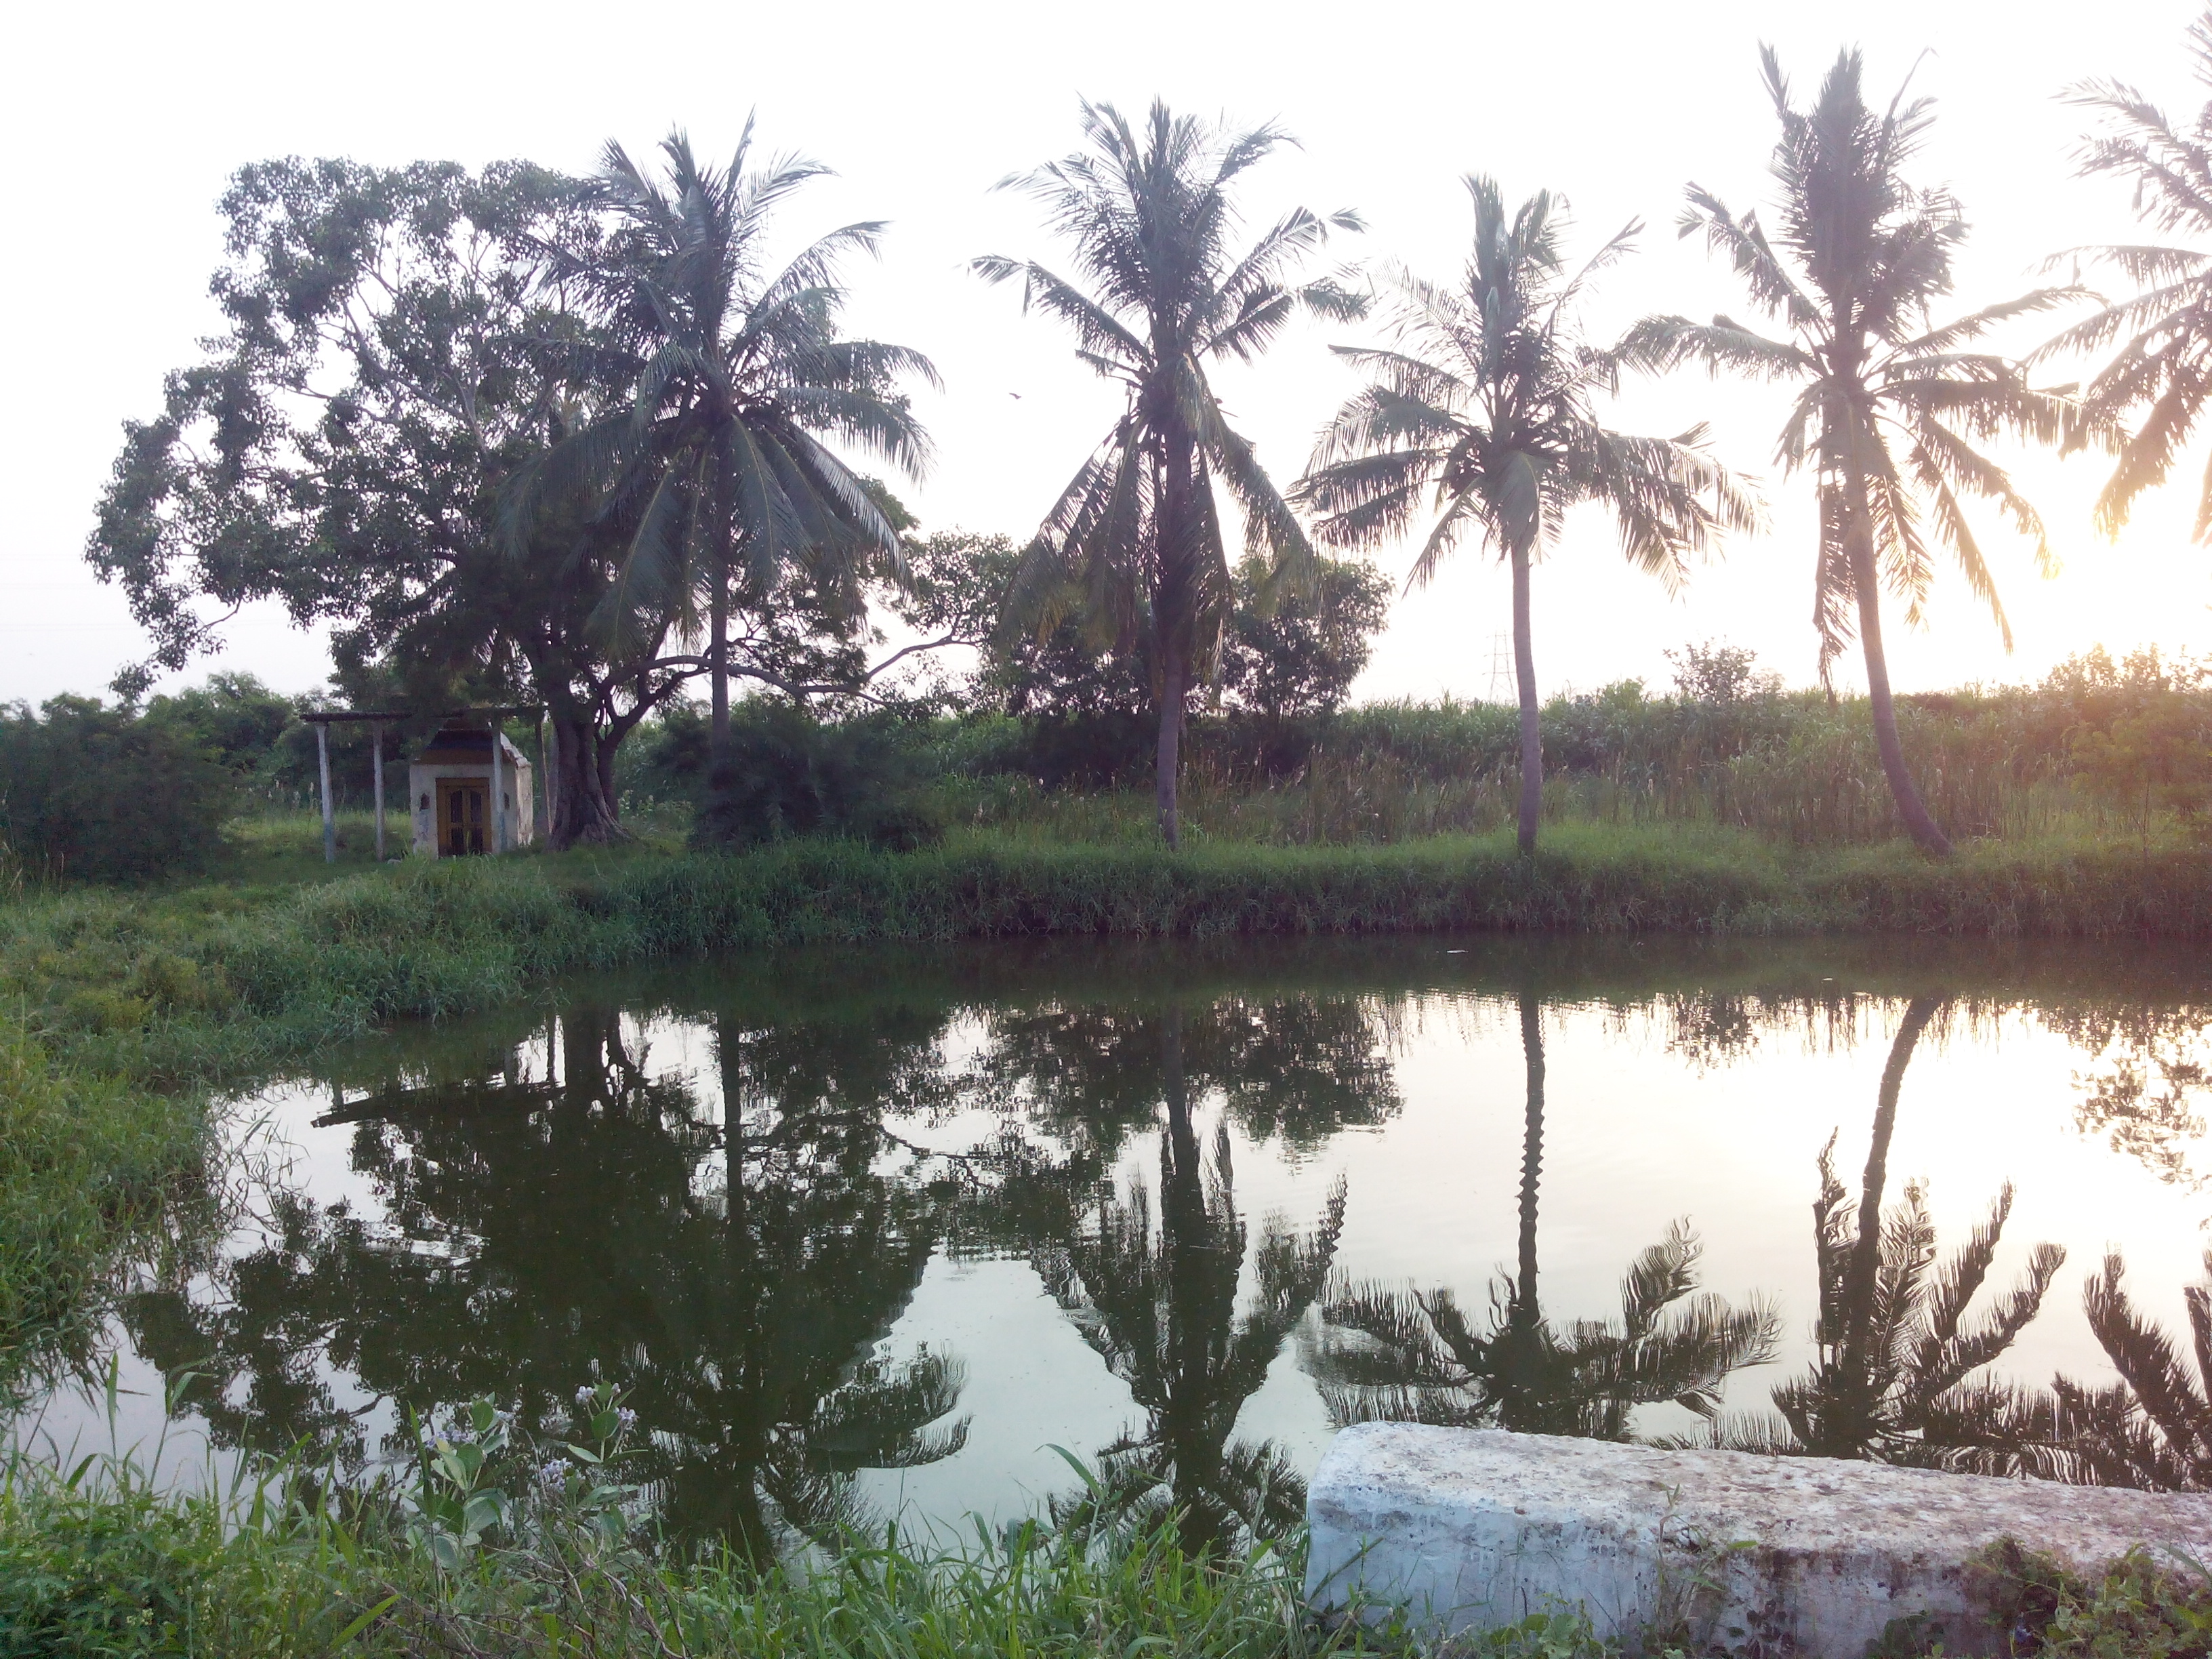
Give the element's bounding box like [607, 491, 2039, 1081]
[440, 780, 488, 855]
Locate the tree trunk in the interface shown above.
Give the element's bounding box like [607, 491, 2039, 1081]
[544, 714, 626, 850]
[1156, 644, 1187, 849]
[710, 564, 731, 758]
[1842, 434, 1952, 855]
[1511, 543, 1542, 857]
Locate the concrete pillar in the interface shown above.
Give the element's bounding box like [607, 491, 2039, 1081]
[489, 716, 506, 853]
[316, 720, 335, 865]
[372, 722, 386, 862]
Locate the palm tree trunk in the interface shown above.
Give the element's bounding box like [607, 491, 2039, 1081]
[1511, 544, 1542, 857]
[1156, 645, 1187, 850]
[710, 554, 731, 758]
[1842, 436, 1952, 857]
[701, 541, 737, 844]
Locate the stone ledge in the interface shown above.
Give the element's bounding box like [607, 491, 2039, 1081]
[1305, 1422, 2212, 1657]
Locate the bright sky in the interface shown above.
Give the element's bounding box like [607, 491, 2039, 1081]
[3, 0, 2204, 708]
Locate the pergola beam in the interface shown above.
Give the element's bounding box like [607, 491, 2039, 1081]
[300, 705, 544, 724]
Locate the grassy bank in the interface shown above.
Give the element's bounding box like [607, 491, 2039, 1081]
[13, 823, 2212, 1083]
[0, 1444, 1441, 1659]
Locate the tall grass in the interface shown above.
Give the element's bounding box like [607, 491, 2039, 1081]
[0, 1012, 205, 1395]
[945, 663, 2211, 847]
[0, 1434, 1499, 1659]
[9, 827, 2212, 1094]
[1, 1431, 2200, 1658]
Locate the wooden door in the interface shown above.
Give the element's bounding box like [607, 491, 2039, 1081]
[440, 781, 488, 855]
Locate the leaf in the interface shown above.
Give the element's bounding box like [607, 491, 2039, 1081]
[334, 1594, 398, 1646]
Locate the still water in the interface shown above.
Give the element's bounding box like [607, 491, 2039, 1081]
[22, 935, 2212, 1551]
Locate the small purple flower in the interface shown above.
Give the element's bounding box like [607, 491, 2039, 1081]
[537, 1456, 572, 1483]
[616, 1408, 638, 1431]
[575, 1385, 595, 1407]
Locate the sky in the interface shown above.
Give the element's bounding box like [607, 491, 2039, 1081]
[3, 0, 2205, 709]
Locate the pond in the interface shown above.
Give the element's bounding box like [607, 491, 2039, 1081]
[19, 933, 2212, 1554]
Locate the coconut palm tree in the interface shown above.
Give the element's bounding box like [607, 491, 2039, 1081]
[1624, 49, 2079, 857]
[1311, 991, 1780, 1438]
[975, 100, 1362, 848]
[511, 125, 935, 841]
[1296, 179, 1755, 857]
[2035, 10, 2212, 541]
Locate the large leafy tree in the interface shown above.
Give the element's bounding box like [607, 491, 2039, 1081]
[83, 158, 691, 847]
[516, 128, 936, 844]
[975, 100, 1362, 847]
[1296, 178, 1752, 857]
[1626, 49, 2078, 856]
[2036, 9, 2212, 541]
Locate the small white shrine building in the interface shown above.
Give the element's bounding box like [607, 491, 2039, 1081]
[409, 725, 535, 856]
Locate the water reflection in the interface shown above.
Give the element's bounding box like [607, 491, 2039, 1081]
[1687, 997, 2072, 1474]
[1313, 989, 1780, 1438]
[127, 997, 971, 1555]
[1027, 1006, 1346, 1550]
[28, 936, 2212, 1549]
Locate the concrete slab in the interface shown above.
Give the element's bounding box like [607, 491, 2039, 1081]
[1305, 1422, 2212, 1656]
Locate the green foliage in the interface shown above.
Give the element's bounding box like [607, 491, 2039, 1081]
[2071, 705, 2212, 844]
[0, 1435, 1440, 1659]
[0, 697, 235, 882]
[141, 674, 294, 776]
[693, 702, 945, 851]
[0, 1011, 203, 1397]
[1971, 1539, 2212, 1657]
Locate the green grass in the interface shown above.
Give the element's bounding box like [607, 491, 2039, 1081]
[0, 1017, 206, 1397]
[12, 820, 2212, 1085]
[0, 1439, 1507, 1659]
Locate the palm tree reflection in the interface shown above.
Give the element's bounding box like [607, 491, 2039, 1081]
[1690, 996, 2072, 1475]
[1032, 1005, 1346, 1551]
[1313, 990, 1779, 1439]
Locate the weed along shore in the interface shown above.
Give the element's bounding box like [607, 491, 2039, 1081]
[20, 829, 2212, 1071]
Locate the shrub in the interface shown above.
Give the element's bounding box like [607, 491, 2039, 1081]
[694, 701, 945, 851]
[0, 698, 234, 882]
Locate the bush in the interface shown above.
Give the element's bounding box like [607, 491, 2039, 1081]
[0, 698, 235, 882]
[694, 701, 945, 851]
